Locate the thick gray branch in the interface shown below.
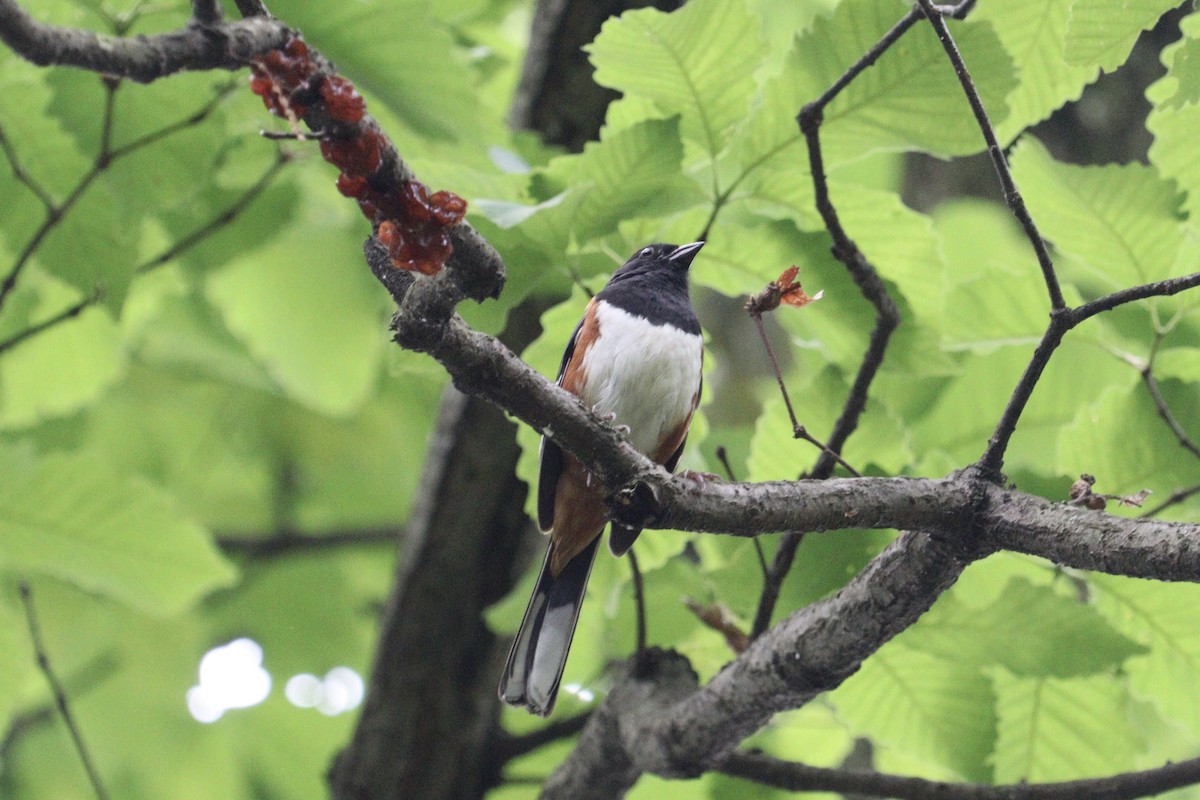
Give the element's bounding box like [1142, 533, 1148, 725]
[544, 526, 976, 796]
[0, 0, 290, 82]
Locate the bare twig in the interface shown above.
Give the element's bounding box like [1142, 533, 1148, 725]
[19, 583, 110, 800]
[629, 547, 647, 656]
[190, 0, 221, 25]
[715, 446, 768, 579]
[494, 712, 593, 762]
[1141, 364, 1200, 460]
[720, 750, 1200, 800]
[1142, 484, 1200, 518]
[0, 289, 102, 355]
[980, 272, 1200, 479]
[749, 11, 908, 639]
[915, 0, 1064, 310]
[137, 148, 291, 274]
[216, 526, 398, 558]
[0, 77, 239, 314]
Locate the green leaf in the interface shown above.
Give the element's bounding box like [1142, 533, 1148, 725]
[267, 0, 495, 143]
[0, 272, 124, 430]
[1155, 347, 1200, 382]
[830, 644, 995, 781]
[204, 182, 387, 417]
[1148, 13, 1200, 220]
[905, 578, 1146, 677]
[909, 338, 1127, 474]
[0, 447, 236, 615]
[784, 0, 1016, 162]
[1092, 575, 1200, 739]
[974, 0, 1099, 141]
[1064, 0, 1181, 71]
[933, 199, 1054, 352]
[1009, 138, 1187, 289]
[536, 118, 695, 242]
[588, 0, 762, 158]
[1158, 14, 1200, 110]
[991, 669, 1140, 782]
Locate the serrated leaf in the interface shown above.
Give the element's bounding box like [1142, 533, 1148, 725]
[204, 199, 386, 417]
[1092, 575, 1200, 739]
[1148, 13, 1200, 220]
[0, 447, 236, 615]
[536, 118, 694, 242]
[992, 669, 1140, 782]
[1064, 0, 1181, 71]
[588, 0, 762, 158]
[910, 338, 1126, 472]
[784, 0, 1016, 162]
[974, 0, 1100, 141]
[830, 645, 995, 781]
[906, 578, 1146, 676]
[1010, 138, 1187, 289]
[934, 199, 1056, 352]
[1154, 347, 1200, 382]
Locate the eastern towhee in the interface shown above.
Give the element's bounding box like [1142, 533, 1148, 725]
[498, 241, 705, 716]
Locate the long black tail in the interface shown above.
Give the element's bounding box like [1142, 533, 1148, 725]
[498, 536, 600, 716]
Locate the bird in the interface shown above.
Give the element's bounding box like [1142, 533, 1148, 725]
[498, 241, 705, 716]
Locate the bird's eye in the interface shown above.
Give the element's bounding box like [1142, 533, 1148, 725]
[640, 247, 653, 257]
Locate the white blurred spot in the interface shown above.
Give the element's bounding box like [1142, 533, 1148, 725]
[285, 673, 323, 708]
[284, 667, 365, 716]
[187, 638, 272, 723]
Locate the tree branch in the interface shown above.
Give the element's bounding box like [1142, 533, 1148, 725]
[0, 0, 291, 82]
[720, 750, 1200, 800]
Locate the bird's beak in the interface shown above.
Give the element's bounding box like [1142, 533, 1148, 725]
[668, 241, 705, 268]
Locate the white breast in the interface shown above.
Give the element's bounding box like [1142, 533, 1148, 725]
[578, 302, 703, 456]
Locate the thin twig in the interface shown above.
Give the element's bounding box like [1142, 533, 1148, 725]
[0, 122, 56, 209]
[748, 12, 909, 636]
[749, 311, 800, 431]
[107, 78, 238, 160]
[1141, 364, 1200, 460]
[981, 272, 1200, 479]
[915, 0, 1064, 311]
[494, 712, 592, 762]
[1142, 484, 1200, 518]
[232, 0, 272, 18]
[0, 290, 102, 355]
[19, 583, 111, 800]
[190, 0, 221, 25]
[629, 547, 646, 656]
[715, 446, 768, 579]
[215, 526, 398, 558]
[0, 78, 238, 314]
[137, 149, 291, 274]
[794, 426, 862, 478]
[750, 533, 804, 638]
[721, 750, 1200, 800]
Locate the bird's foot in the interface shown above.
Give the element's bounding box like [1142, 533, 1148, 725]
[678, 469, 721, 485]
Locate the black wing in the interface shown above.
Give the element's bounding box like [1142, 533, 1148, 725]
[537, 316, 585, 531]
